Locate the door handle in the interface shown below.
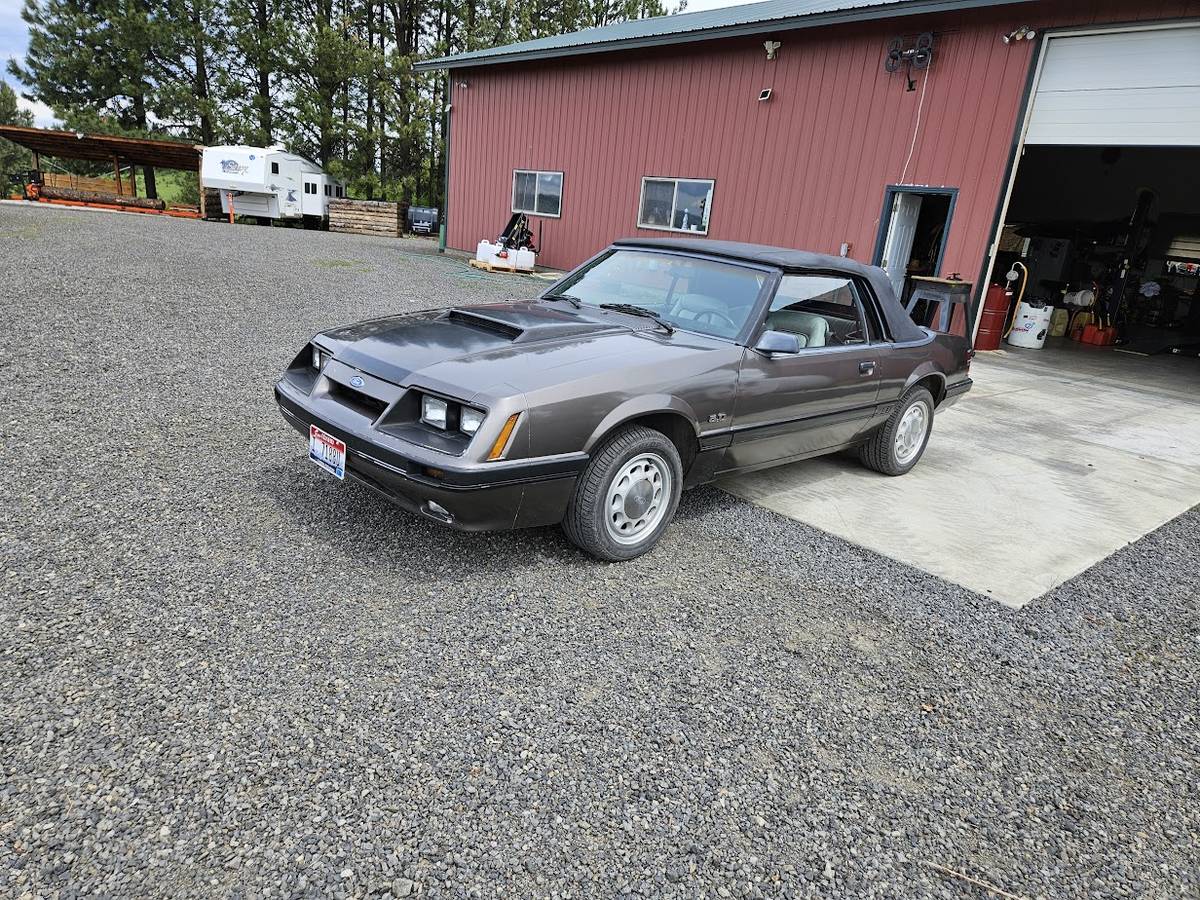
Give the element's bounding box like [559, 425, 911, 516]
[859, 361, 877, 376]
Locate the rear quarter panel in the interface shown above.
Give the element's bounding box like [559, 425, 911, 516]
[876, 331, 970, 409]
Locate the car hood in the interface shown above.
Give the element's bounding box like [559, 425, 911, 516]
[319, 300, 701, 393]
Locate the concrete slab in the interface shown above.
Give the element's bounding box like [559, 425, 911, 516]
[720, 342, 1200, 607]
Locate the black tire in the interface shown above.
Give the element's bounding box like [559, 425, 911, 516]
[562, 425, 684, 561]
[860, 386, 935, 476]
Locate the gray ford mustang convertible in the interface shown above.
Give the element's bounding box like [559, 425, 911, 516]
[275, 238, 973, 560]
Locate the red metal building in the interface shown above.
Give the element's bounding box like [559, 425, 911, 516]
[418, 0, 1200, 303]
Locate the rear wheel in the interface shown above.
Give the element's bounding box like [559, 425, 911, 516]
[860, 386, 934, 476]
[562, 425, 683, 561]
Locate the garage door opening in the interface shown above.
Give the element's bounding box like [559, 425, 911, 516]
[991, 144, 1200, 361]
[981, 23, 1200, 374]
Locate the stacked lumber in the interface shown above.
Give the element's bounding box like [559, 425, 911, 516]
[44, 173, 121, 193]
[202, 188, 225, 219]
[329, 198, 400, 237]
[39, 185, 166, 210]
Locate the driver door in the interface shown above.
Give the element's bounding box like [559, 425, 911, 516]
[723, 274, 882, 471]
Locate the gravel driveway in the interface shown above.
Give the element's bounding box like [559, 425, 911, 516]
[2, 203, 1197, 900]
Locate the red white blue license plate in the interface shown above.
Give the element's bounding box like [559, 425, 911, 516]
[309, 424, 346, 480]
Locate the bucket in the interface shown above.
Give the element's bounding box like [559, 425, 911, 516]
[1007, 301, 1053, 349]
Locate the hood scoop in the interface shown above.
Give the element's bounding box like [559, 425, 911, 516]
[445, 303, 625, 344]
[447, 308, 524, 339]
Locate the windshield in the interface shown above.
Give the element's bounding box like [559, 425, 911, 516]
[548, 249, 767, 339]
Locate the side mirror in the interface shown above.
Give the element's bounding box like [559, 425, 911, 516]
[754, 329, 801, 356]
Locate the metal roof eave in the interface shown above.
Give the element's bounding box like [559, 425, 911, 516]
[413, 0, 1035, 71]
[0, 125, 203, 169]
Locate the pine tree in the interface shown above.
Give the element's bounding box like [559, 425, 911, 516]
[10, 0, 166, 196]
[0, 82, 35, 178]
[7, 0, 682, 207]
[213, 0, 287, 145]
[153, 0, 224, 144]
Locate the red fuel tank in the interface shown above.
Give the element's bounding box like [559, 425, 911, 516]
[974, 284, 1010, 351]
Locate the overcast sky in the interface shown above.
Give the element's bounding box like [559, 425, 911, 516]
[0, 0, 762, 128]
[1, 0, 54, 124]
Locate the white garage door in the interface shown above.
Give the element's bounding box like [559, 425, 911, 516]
[1026, 25, 1200, 146]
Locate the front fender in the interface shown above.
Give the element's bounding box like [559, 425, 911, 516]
[582, 394, 700, 453]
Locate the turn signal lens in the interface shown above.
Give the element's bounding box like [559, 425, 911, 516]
[487, 413, 520, 460]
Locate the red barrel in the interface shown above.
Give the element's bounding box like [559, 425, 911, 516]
[974, 284, 1011, 351]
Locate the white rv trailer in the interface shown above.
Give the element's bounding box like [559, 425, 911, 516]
[201, 145, 345, 224]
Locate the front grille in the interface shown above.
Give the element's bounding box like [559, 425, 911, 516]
[328, 381, 388, 420]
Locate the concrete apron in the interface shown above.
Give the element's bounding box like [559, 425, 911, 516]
[720, 348, 1200, 608]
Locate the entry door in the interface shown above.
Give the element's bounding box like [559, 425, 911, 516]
[280, 181, 301, 217]
[723, 273, 882, 472]
[880, 192, 923, 300]
[724, 347, 881, 471]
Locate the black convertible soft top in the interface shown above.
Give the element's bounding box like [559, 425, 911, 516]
[612, 237, 927, 343]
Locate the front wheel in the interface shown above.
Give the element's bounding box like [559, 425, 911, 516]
[562, 425, 683, 561]
[860, 386, 934, 476]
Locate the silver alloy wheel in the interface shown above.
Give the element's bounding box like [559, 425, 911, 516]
[606, 452, 672, 545]
[894, 400, 929, 466]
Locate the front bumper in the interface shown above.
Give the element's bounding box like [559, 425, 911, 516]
[275, 383, 582, 531]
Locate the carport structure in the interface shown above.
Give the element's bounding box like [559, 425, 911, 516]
[0, 125, 205, 216]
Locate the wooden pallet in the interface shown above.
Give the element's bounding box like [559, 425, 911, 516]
[468, 258, 534, 274]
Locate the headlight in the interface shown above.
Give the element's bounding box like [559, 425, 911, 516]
[459, 407, 485, 436]
[312, 346, 323, 369]
[421, 395, 449, 429]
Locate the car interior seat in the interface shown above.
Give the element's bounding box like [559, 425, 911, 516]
[766, 310, 829, 348]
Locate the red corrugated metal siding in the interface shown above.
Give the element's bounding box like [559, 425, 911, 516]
[448, 0, 1200, 274]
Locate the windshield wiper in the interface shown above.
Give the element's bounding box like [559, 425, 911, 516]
[542, 293, 582, 308]
[599, 303, 675, 334]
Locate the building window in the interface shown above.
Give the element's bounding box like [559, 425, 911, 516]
[324, 185, 330, 196]
[638, 177, 714, 234]
[271, 162, 279, 174]
[512, 170, 563, 218]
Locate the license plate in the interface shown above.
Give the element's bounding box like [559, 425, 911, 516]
[309, 424, 346, 480]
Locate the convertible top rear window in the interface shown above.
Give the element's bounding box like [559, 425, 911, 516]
[551, 250, 766, 339]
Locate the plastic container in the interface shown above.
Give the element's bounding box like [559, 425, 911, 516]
[476, 240, 500, 263]
[512, 248, 536, 271]
[1007, 301, 1054, 349]
[1049, 307, 1070, 338]
[476, 241, 535, 271]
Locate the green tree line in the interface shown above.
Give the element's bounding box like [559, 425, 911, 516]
[4, 0, 674, 207]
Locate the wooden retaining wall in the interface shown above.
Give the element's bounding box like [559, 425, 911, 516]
[328, 198, 400, 237]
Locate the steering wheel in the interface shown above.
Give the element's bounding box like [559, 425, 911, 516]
[692, 309, 739, 333]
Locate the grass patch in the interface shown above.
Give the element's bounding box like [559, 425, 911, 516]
[0, 223, 44, 239]
[312, 258, 374, 273]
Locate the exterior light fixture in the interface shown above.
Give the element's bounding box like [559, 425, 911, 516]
[1002, 25, 1036, 43]
[764, 40, 781, 60]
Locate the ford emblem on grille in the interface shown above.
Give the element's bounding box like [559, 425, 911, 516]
[350, 375, 365, 388]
